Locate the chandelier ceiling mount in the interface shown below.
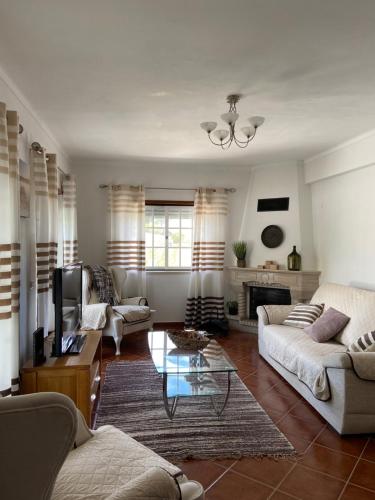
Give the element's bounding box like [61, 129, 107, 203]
[200, 94, 264, 150]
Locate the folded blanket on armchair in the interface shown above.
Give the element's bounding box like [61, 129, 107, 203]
[81, 303, 109, 330]
[86, 265, 118, 305]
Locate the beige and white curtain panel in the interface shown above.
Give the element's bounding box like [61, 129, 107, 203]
[62, 175, 78, 264]
[185, 188, 228, 329]
[31, 150, 58, 334]
[0, 103, 21, 396]
[107, 185, 146, 296]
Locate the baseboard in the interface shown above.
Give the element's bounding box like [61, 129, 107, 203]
[153, 322, 184, 330]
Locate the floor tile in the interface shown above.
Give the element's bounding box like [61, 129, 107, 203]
[232, 456, 295, 487]
[341, 483, 375, 499]
[205, 470, 273, 499]
[277, 414, 326, 442]
[288, 399, 326, 425]
[315, 427, 368, 456]
[350, 459, 375, 491]
[259, 389, 299, 414]
[173, 459, 226, 489]
[363, 439, 375, 463]
[271, 491, 301, 500]
[298, 443, 357, 480]
[278, 464, 345, 500]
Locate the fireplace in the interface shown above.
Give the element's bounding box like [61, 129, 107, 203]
[246, 282, 291, 320]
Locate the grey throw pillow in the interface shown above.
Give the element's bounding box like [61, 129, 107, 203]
[304, 307, 350, 342]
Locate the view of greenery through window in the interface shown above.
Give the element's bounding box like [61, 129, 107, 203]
[145, 206, 193, 268]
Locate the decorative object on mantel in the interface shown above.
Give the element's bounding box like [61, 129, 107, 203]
[226, 300, 238, 316]
[288, 245, 301, 271]
[200, 94, 265, 150]
[257, 260, 279, 270]
[166, 329, 210, 351]
[261, 225, 284, 248]
[232, 240, 247, 267]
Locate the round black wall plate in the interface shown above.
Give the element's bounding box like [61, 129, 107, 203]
[261, 225, 284, 248]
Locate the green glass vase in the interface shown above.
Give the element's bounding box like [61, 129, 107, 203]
[288, 245, 301, 271]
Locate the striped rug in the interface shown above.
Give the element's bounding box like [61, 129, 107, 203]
[95, 360, 295, 461]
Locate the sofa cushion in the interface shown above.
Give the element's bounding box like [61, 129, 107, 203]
[283, 303, 324, 329]
[262, 324, 346, 400]
[304, 307, 350, 343]
[112, 305, 151, 323]
[311, 283, 375, 346]
[348, 331, 375, 352]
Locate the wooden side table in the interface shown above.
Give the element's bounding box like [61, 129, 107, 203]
[21, 330, 102, 427]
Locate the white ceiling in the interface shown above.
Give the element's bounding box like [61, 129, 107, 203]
[1, 0, 375, 164]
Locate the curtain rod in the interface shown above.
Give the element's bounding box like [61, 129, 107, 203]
[99, 184, 236, 193]
[30, 142, 68, 177]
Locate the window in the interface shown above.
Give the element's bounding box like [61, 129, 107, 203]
[145, 205, 193, 269]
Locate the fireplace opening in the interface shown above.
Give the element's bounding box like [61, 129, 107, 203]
[248, 284, 291, 320]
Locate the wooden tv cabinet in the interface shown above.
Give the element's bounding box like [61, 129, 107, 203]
[21, 330, 102, 427]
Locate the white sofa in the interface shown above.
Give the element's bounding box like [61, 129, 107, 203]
[257, 282, 375, 434]
[82, 267, 155, 355]
[0, 392, 204, 500]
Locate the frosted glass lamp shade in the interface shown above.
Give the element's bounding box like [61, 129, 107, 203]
[213, 129, 229, 141]
[220, 112, 239, 125]
[249, 116, 265, 128]
[200, 121, 217, 133]
[241, 125, 255, 138]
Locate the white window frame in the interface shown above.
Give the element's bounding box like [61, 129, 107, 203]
[145, 205, 193, 271]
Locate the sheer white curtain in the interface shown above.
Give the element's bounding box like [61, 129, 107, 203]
[0, 102, 21, 396]
[185, 188, 228, 329]
[107, 184, 146, 296]
[30, 150, 58, 335]
[62, 174, 78, 264]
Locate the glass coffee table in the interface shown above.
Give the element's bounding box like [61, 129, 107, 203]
[148, 331, 237, 420]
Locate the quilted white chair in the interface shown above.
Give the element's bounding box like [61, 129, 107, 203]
[82, 267, 155, 355]
[0, 392, 204, 500]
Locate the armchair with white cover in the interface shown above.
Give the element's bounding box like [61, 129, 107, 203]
[0, 392, 204, 500]
[82, 266, 155, 354]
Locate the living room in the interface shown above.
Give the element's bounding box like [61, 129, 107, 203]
[1, 1, 375, 499]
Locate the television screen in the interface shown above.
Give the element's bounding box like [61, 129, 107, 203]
[53, 263, 82, 356]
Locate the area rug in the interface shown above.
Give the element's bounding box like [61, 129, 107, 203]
[95, 360, 295, 461]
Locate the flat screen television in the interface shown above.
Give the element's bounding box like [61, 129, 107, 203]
[52, 262, 84, 357]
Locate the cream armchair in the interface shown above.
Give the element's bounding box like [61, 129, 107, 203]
[82, 267, 155, 355]
[0, 392, 204, 500]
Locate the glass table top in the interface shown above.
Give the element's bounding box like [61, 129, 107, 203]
[148, 330, 237, 375]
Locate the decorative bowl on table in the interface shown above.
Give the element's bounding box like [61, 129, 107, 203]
[166, 329, 210, 350]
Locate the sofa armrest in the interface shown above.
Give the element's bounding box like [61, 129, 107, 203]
[257, 304, 295, 326]
[120, 296, 148, 306]
[323, 352, 375, 381]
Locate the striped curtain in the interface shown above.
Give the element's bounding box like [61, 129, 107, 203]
[31, 150, 58, 335]
[62, 175, 78, 264]
[107, 185, 146, 296]
[185, 188, 228, 329]
[0, 102, 21, 396]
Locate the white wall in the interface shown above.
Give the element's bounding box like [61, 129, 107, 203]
[306, 128, 375, 289]
[239, 161, 316, 270]
[73, 159, 251, 322]
[1, 66, 70, 363]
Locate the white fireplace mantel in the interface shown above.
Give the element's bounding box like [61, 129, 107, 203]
[226, 266, 321, 327]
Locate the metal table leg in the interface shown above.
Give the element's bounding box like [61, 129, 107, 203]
[162, 373, 179, 419]
[211, 371, 232, 417]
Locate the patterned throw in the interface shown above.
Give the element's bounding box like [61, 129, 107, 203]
[86, 265, 118, 306]
[283, 303, 324, 329]
[348, 331, 375, 352]
[185, 189, 228, 329]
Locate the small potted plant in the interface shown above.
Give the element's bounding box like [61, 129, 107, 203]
[226, 300, 238, 316]
[232, 241, 247, 268]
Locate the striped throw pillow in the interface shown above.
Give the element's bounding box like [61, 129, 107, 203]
[283, 303, 324, 329]
[348, 331, 375, 352]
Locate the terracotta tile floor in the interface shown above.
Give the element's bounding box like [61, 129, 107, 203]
[100, 329, 375, 499]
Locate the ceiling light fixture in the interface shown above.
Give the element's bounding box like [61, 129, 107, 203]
[200, 94, 264, 149]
